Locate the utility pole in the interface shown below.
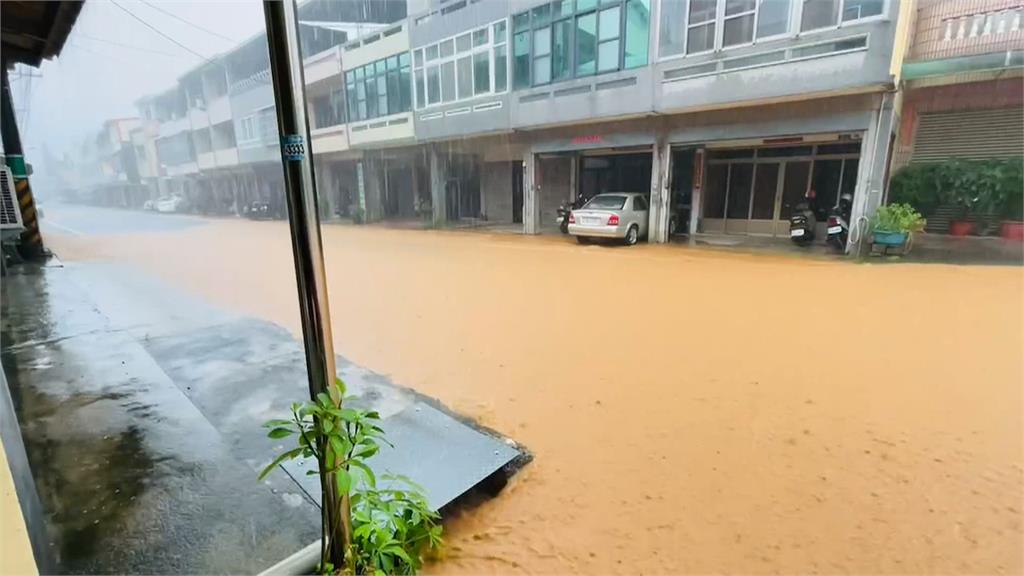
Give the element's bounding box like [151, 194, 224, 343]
[1, 62, 45, 259]
[262, 0, 347, 568]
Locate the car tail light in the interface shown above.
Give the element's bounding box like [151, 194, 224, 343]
[568, 212, 575, 224]
[607, 214, 619, 225]
[827, 216, 838, 226]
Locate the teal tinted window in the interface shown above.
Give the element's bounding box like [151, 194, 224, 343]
[623, 0, 649, 69]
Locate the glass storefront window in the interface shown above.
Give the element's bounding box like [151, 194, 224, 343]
[514, 31, 531, 87]
[576, 12, 597, 75]
[552, 19, 573, 80]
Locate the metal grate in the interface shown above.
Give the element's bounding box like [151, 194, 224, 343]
[0, 166, 24, 230]
[912, 107, 1024, 162]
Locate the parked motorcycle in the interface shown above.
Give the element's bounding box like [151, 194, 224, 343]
[556, 196, 588, 234]
[826, 193, 853, 252]
[789, 199, 817, 246]
[243, 200, 273, 220]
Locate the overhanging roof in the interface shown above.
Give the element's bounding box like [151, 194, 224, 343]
[1, 1, 84, 68]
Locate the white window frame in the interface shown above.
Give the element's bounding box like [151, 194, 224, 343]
[658, 0, 887, 62]
[413, 18, 508, 110]
[237, 114, 258, 147]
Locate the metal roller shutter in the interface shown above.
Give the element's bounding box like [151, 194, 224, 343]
[911, 108, 1024, 163]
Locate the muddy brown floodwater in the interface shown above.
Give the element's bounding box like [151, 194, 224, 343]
[47, 220, 1023, 575]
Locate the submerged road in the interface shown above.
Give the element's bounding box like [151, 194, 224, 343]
[37, 202, 1024, 575]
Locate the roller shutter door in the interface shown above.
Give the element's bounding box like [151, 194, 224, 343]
[912, 108, 1024, 163]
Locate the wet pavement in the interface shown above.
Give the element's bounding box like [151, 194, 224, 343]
[39, 202, 207, 236]
[1, 261, 521, 574]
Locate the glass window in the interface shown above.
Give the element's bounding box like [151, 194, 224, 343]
[400, 52, 410, 67]
[811, 158, 842, 218]
[576, 12, 597, 75]
[597, 39, 619, 71]
[723, 13, 755, 46]
[633, 196, 648, 211]
[494, 20, 508, 43]
[624, 0, 649, 68]
[426, 44, 439, 61]
[439, 39, 455, 58]
[473, 28, 489, 46]
[473, 51, 491, 94]
[457, 55, 473, 99]
[687, 0, 716, 53]
[377, 75, 388, 116]
[387, 55, 399, 70]
[534, 26, 552, 54]
[577, 0, 598, 11]
[441, 60, 456, 102]
[554, 0, 574, 18]
[427, 66, 441, 104]
[456, 33, 472, 52]
[533, 3, 552, 26]
[725, 0, 755, 16]
[658, 0, 686, 57]
[399, 66, 412, 112]
[513, 31, 531, 87]
[494, 44, 508, 91]
[415, 69, 425, 108]
[584, 195, 627, 209]
[513, 12, 531, 32]
[599, 6, 620, 40]
[841, 0, 882, 21]
[552, 19, 573, 80]
[365, 76, 377, 118]
[801, 0, 839, 31]
[533, 27, 552, 84]
[751, 163, 779, 219]
[689, 0, 718, 22]
[414, 49, 424, 67]
[757, 0, 791, 37]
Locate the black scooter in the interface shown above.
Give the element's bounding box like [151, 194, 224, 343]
[789, 199, 817, 246]
[826, 194, 853, 252]
[557, 196, 588, 234]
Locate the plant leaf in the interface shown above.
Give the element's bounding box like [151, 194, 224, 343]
[335, 468, 353, 495]
[267, 427, 294, 439]
[258, 447, 303, 480]
[350, 459, 377, 488]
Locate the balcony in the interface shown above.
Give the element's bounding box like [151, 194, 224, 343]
[347, 112, 414, 148]
[158, 116, 190, 138]
[342, 23, 409, 70]
[208, 96, 232, 125]
[197, 151, 216, 170]
[311, 124, 349, 154]
[188, 106, 210, 129]
[304, 47, 342, 86]
[214, 148, 238, 166]
[910, 1, 1023, 62]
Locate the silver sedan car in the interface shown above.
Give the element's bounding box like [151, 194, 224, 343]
[567, 192, 650, 245]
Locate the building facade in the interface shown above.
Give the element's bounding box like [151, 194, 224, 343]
[104, 0, 977, 252]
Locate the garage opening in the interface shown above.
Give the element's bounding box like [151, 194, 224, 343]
[578, 150, 652, 201]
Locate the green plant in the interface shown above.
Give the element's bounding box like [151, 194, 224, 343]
[260, 379, 442, 575]
[873, 203, 926, 234]
[889, 159, 1024, 219]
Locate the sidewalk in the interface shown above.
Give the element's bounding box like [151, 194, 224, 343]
[0, 261, 522, 573]
[0, 386, 37, 576]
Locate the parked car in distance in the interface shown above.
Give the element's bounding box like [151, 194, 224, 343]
[567, 192, 649, 245]
[155, 195, 187, 213]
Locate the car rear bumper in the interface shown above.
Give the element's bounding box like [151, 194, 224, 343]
[568, 223, 625, 238]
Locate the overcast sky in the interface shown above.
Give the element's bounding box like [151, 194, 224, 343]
[10, 0, 266, 159]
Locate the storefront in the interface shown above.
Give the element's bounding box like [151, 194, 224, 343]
[700, 141, 861, 238]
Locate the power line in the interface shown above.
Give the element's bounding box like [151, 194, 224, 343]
[75, 32, 191, 59]
[109, 0, 211, 62]
[136, 0, 240, 44]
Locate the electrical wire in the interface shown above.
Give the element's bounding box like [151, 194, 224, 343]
[136, 0, 240, 44]
[109, 0, 211, 62]
[75, 32, 191, 59]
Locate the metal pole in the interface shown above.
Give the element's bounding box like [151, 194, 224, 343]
[262, 0, 347, 567]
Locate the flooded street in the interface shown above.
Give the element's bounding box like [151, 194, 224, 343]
[43, 206, 1023, 574]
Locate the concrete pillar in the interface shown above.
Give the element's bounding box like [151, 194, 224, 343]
[568, 155, 578, 202]
[648, 137, 672, 243]
[411, 153, 423, 216]
[363, 154, 383, 222]
[849, 92, 897, 254]
[356, 160, 367, 222]
[430, 146, 448, 227]
[522, 151, 539, 234]
[689, 149, 705, 242]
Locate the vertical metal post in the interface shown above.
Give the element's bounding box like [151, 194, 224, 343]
[263, 0, 348, 566]
[262, 0, 338, 402]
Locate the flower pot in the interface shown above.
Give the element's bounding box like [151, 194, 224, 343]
[1001, 221, 1024, 241]
[873, 230, 908, 246]
[949, 220, 973, 237]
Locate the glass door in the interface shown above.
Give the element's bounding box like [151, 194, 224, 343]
[775, 160, 811, 236]
[748, 162, 780, 235]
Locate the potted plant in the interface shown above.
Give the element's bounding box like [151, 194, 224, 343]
[873, 203, 926, 251]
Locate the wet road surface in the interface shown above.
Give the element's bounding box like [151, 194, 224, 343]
[39, 205, 1024, 575]
[39, 202, 207, 236]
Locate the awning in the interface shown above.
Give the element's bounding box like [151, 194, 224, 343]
[0, 1, 83, 67]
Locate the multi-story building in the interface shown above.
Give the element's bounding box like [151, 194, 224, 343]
[125, 0, 935, 249]
[893, 0, 1023, 169]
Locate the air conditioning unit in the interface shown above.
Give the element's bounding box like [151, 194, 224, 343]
[0, 165, 24, 231]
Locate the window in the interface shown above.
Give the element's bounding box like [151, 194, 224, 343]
[576, 12, 597, 75]
[723, 0, 756, 47]
[345, 54, 412, 122]
[533, 28, 552, 84]
[840, 0, 882, 22]
[513, 0, 647, 88]
[633, 196, 648, 211]
[757, 0, 791, 38]
[312, 88, 345, 128]
[687, 0, 716, 53]
[801, 0, 838, 30]
[414, 19, 509, 109]
[624, 0, 650, 68]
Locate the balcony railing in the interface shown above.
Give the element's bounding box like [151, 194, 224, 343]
[910, 1, 1024, 61]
